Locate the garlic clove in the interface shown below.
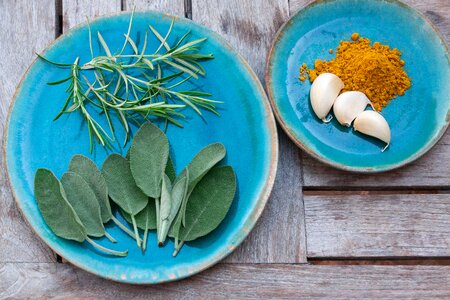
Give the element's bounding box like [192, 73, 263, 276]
[353, 110, 391, 152]
[310, 73, 344, 122]
[333, 91, 373, 127]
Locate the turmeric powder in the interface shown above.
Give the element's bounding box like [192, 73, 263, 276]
[300, 33, 411, 111]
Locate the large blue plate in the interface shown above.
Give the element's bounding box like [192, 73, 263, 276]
[266, 0, 449, 172]
[5, 12, 278, 284]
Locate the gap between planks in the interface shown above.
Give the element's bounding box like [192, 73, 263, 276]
[304, 189, 450, 195]
[310, 258, 450, 265]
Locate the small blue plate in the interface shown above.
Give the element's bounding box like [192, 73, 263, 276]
[266, 0, 449, 172]
[5, 12, 278, 284]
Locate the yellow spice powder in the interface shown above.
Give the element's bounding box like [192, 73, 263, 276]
[299, 33, 411, 111]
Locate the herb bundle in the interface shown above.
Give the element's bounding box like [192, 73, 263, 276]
[34, 122, 236, 256]
[38, 11, 221, 152]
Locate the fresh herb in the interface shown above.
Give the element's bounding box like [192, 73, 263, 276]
[61, 172, 115, 242]
[102, 154, 148, 248]
[178, 143, 226, 226]
[158, 170, 188, 245]
[38, 11, 221, 152]
[121, 201, 156, 252]
[165, 156, 177, 182]
[129, 122, 169, 198]
[34, 122, 236, 257]
[173, 166, 236, 256]
[34, 169, 127, 256]
[69, 155, 137, 240]
[68, 155, 111, 223]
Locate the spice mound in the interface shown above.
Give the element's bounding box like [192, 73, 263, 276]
[300, 33, 411, 111]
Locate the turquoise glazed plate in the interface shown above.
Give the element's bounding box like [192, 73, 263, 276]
[5, 12, 278, 284]
[266, 0, 449, 172]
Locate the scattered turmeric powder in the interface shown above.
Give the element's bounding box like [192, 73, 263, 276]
[351, 32, 360, 41]
[299, 63, 308, 82]
[301, 33, 411, 111]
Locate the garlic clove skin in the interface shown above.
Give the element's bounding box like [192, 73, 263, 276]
[310, 73, 344, 122]
[353, 110, 391, 152]
[333, 91, 373, 127]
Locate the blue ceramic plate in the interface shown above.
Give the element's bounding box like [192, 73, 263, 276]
[266, 0, 449, 172]
[5, 12, 278, 284]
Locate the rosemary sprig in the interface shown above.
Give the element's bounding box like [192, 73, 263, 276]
[37, 11, 220, 152]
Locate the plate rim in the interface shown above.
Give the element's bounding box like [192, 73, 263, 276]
[3, 10, 279, 284]
[264, 0, 450, 173]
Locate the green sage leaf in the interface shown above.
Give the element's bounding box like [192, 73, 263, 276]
[68, 155, 112, 223]
[121, 201, 156, 230]
[160, 170, 188, 244]
[160, 174, 173, 221]
[61, 172, 105, 238]
[178, 166, 236, 242]
[158, 174, 172, 244]
[185, 143, 226, 195]
[102, 154, 148, 215]
[165, 156, 176, 183]
[34, 169, 86, 242]
[179, 143, 226, 225]
[130, 122, 169, 198]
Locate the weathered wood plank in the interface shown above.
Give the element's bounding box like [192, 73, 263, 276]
[304, 193, 450, 257]
[303, 132, 450, 188]
[2, 263, 450, 299]
[226, 131, 306, 263]
[400, 0, 450, 36]
[288, 0, 312, 16]
[191, 0, 306, 263]
[124, 0, 185, 16]
[62, 0, 121, 31]
[290, 0, 450, 188]
[191, 0, 289, 80]
[0, 0, 57, 263]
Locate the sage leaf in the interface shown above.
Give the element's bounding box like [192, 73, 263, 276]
[121, 201, 157, 230]
[102, 154, 148, 215]
[102, 154, 148, 248]
[168, 206, 183, 244]
[130, 122, 169, 198]
[61, 172, 105, 238]
[184, 143, 226, 194]
[159, 170, 189, 245]
[34, 169, 86, 242]
[35, 169, 127, 256]
[165, 156, 176, 182]
[68, 155, 112, 223]
[121, 201, 156, 252]
[158, 174, 172, 245]
[178, 166, 236, 242]
[180, 143, 226, 225]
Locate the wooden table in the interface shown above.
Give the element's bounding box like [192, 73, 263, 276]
[1, 0, 449, 298]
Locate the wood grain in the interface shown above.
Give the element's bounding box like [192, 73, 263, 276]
[226, 131, 306, 263]
[191, 0, 306, 263]
[191, 0, 289, 80]
[291, 0, 450, 188]
[304, 193, 450, 257]
[2, 263, 450, 299]
[303, 132, 450, 188]
[0, 0, 57, 263]
[289, 0, 313, 15]
[62, 0, 121, 31]
[124, 0, 185, 16]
